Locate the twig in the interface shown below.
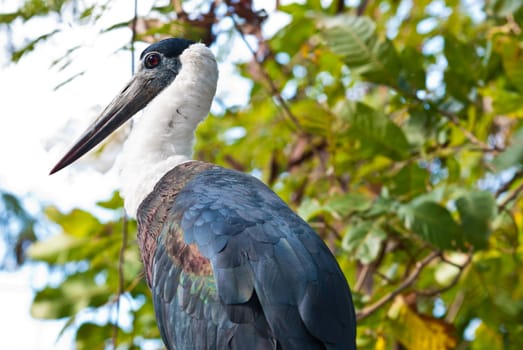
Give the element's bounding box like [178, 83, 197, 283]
[230, 15, 303, 132]
[495, 168, 523, 198]
[398, 88, 497, 153]
[230, 11, 336, 196]
[354, 242, 387, 294]
[356, 0, 369, 16]
[171, 0, 184, 15]
[356, 250, 439, 321]
[416, 252, 472, 297]
[288, 139, 327, 168]
[374, 270, 400, 285]
[445, 290, 464, 323]
[506, 14, 521, 34]
[336, 0, 345, 14]
[439, 252, 466, 269]
[436, 107, 494, 151]
[322, 219, 343, 241]
[499, 181, 523, 211]
[354, 263, 373, 293]
[111, 213, 129, 347]
[230, 11, 337, 190]
[224, 154, 246, 171]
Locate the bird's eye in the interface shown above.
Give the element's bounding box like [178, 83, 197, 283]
[144, 52, 161, 69]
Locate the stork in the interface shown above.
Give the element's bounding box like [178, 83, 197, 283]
[51, 38, 356, 349]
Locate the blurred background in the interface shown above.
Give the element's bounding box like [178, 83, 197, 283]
[1, 0, 523, 349]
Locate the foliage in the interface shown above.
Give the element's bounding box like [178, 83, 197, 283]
[5, 0, 523, 349]
[0, 190, 37, 268]
[28, 193, 159, 349]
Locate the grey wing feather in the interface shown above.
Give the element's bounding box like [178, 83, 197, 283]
[170, 166, 356, 349]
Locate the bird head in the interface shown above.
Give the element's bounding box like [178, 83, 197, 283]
[50, 38, 213, 175]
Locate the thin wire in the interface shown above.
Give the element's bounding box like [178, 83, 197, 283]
[111, 1, 138, 347]
[130, 0, 138, 75]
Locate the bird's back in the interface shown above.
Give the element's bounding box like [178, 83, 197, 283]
[137, 161, 356, 349]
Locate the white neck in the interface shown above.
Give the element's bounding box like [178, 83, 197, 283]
[119, 43, 218, 217]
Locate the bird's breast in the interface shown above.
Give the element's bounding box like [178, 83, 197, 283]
[137, 161, 215, 285]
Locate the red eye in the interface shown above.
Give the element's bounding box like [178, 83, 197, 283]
[144, 52, 161, 68]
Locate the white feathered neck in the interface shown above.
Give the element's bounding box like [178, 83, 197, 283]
[119, 43, 218, 217]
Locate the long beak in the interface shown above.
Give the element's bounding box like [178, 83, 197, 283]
[50, 74, 158, 175]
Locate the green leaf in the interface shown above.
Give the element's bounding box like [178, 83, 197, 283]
[320, 15, 402, 87]
[456, 191, 496, 249]
[444, 35, 481, 79]
[76, 323, 110, 350]
[499, 37, 523, 93]
[298, 193, 371, 221]
[297, 198, 323, 221]
[345, 103, 410, 160]
[443, 34, 482, 102]
[271, 16, 315, 55]
[365, 195, 399, 217]
[492, 127, 523, 171]
[324, 193, 372, 217]
[31, 272, 110, 319]
[397, 46, 426, 92]
[486, 0, 523, 17]
[101, 20, 131, 33]
[342, 221, 386, 264]
[481, 83, 523, 115]
[11, 29, 60, 62]
[292, 100, 333, 136]
[399, 201, 464, 249]
[96, 191, 124, 209]
[389, 163, 429, 198]
[470, 323, 503, 350]
[45, 206, 101, 238]
[0, 12, 18, 23]
[319, 15, 377, 67]
[360, 39, 401, 87]
[0, 191, 37, 266]
[0, 0, 61, 23]
[27, 233, 84, 263]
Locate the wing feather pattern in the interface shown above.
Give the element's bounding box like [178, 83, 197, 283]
[139, 162, 356, 349]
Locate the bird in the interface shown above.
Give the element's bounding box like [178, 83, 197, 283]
[50, 38, 356, 349]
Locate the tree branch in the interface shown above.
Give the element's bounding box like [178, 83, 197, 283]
[356, 250, 439, 321]
[171, 0, 184, 15]
[499, 181, 523, 211]
[230, 11, 334, 188]
[336, 0, 345, 14]
[445, 290, 465, 323]
[354, 263, 374, 294]
[397, 87, 498, 153]
[112, 212, 128, 347]
[356, 0, 369, 16]
[436, 107, 496, 152]
[230, 15, 303, 132]
[495, 168, 523, 198]
[416, 252, 472, 297]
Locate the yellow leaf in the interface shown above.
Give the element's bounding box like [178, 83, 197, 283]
[375, 334, 387, 350]
[387, 296, 457, 350]
[514, 210, 523, 227]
